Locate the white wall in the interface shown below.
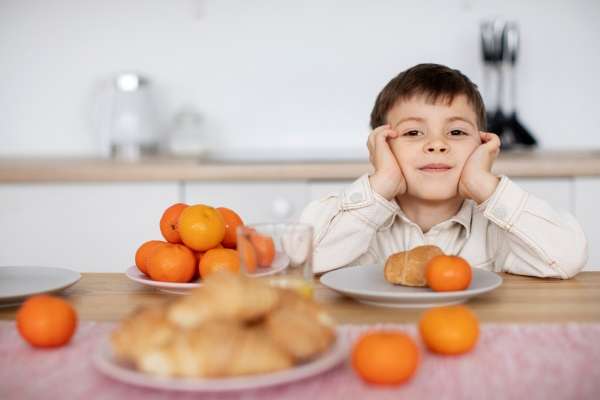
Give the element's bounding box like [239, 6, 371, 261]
[1, 0, 599, 157]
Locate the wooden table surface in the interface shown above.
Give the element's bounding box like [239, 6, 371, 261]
[1, 272, 599, 323]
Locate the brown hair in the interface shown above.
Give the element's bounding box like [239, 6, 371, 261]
[370, 63, 486, 130]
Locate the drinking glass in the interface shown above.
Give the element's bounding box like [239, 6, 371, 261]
[237, 223, 314, 297]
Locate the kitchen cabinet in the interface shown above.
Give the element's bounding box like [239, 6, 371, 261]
[574, 178, 600, 270]
[0, 177, 595, 272]
[0, 183, 179, 272]
[183, 181, 308, 225]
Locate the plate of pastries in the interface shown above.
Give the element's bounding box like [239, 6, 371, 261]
[94, 271, 346, 392]
[320, 245, 503, 308]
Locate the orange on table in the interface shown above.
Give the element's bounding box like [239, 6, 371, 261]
[351, 331, 419, 385]
[199, 248, 240, 279]
[419, 305, 479, 355]
[216, 207, 244, 249]
[159, 203, 188, 243]
[147, 243, 196, 283]
[237, 236, 258, 273]
[250, 232, 275, 267]
[426, 255, 472, 292]
[134, 240, 166, 275]
[16, 295, 77, 348]
[178, 204, 226, 251]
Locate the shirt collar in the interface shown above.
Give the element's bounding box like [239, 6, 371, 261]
[391, 199, 474, 237]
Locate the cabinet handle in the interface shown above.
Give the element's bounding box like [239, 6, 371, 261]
[272, 198, 293, 219]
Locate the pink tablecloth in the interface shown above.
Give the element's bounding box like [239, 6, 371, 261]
[1, 321, 599, 400]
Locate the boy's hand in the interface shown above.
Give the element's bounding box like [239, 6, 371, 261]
[367, 124, 407, 201]
[458, 132, 501, 204]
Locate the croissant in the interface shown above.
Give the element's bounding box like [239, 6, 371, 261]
[111, 303, 177, 361]
[137, 321, 294, 378]
[384, 245, 444, 287]
[266, 290, 335, 362]
[167, 271, 280, 329]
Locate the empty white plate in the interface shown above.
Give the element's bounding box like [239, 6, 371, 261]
[126, 252, 290, 294]
[320, 264, 502, 308]
[0, 266, 81, 306]
[93, 335, 348, 392]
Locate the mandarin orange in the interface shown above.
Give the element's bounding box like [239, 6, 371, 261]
[16, 295, 77, 348]
[216, 207, 244, 249]
[178, 204, 226, 251]
[159, 203, 188, 243]
[419, 305, 479, 355]
[352, 331, 419, 385]
[147, 243, 196, 283]
[426, 255, 472, 292]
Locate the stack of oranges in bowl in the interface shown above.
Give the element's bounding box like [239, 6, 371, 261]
[135, 203, 273, 283]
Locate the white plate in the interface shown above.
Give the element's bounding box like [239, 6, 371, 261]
[126, 252, 290, 295]
[0, 266, 81, 306]
[320, 264, 502, 308]
[93, 335, 348, 392]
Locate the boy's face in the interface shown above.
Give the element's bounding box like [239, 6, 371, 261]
[386, 94, 481, 201]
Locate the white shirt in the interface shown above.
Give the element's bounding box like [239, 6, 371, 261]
[300, 174, 588, 278]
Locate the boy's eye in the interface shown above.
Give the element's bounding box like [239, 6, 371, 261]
[449, 129, 468, 136]
[403, 130, 423, 137]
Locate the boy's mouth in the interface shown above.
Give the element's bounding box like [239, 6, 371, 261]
[418, 163, 453, 173]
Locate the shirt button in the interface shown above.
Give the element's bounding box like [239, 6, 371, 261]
[349, 192, 363, 203]
[494, 206, 507, 219]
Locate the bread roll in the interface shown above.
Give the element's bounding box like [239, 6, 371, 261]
[384, 245, 444, 287]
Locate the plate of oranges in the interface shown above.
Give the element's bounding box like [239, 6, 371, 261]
[126, 203, 290, 294]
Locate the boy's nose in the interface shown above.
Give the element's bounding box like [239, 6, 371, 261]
[425, 141, 449, 153]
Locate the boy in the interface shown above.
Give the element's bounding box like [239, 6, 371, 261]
[300, 64, 587, 278]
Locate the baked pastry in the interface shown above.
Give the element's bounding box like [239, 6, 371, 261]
[137, 321, 294, 377]
[111, 271, 336, 378]
[167, 271, 280, 328]
[384, 245, 444, 287]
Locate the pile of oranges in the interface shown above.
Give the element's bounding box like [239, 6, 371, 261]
[135, 203, 275, 283]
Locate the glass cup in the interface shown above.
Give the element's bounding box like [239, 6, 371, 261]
[237, 223, 314, 298]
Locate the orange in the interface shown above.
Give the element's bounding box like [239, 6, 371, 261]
[216, 207, 244, 249]
[352, 331, 419, 385]
[194, 243, 223, 264]
[16, 295, 77, 348]
[426, 255, 472, 292]
[159, 203, 188, 243]
[199, 248, 240, 279]
[147, 243, 196, 283]
[250, 232, 275, 267]
[178, 204, 226, 251]
[419, 305, 479, 355]
[237, 236, 258, 273]
[134, 240, 166, 275]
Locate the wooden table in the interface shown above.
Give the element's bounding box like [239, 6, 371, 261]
[1, 272, 599, 323]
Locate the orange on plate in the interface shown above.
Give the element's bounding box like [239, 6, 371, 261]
[426, 255, 472, 292]
[419, 305, 479, 355]
[216, 207, 244, 249]
[199, 248, 240, 279]
[16, 295, 77, 348]
[159, 203, 188, 243]
[250, 232, 275, 268]
[351, 331, 419, 385]
[134, 240, 166, 275]
[147, 243, 196, 283]
[178, 204, 226, 251]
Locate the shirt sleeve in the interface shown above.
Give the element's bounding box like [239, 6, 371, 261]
[478, 176, 588, 278]
[299, 174, 399, 274]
